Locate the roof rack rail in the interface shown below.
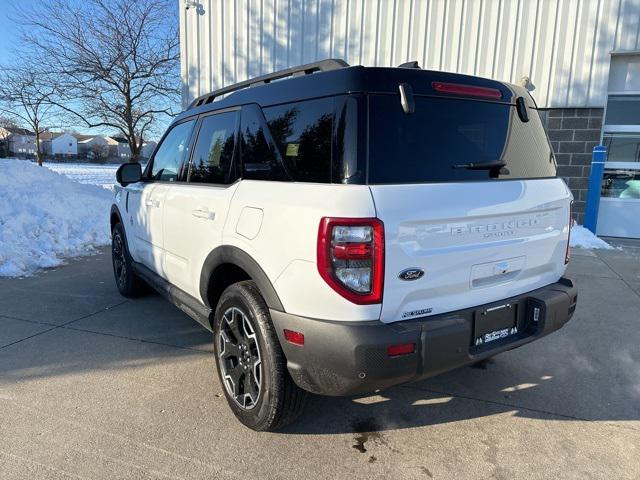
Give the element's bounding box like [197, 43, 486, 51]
[187, 58, 350, 110]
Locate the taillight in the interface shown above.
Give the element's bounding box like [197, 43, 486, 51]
[317, 217, 384, 304]
[565, 202, 573, 264]
[432, 81, 502, 99]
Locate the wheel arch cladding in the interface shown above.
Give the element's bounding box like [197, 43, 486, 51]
[110, 204, 123, 231]
[200, 245, 284, 313]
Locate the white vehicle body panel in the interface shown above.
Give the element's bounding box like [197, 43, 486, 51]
[116, 177, 571, 325]
[370, 179, 571, 324]
[125, 182, 167, 276]
[223, 180, 380, 321]
[162, 182, 240, 295]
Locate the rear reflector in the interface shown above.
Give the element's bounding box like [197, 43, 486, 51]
[284, 329, 304, 346]
[387, 343, 415, 357]
[432, 81, 502, 99]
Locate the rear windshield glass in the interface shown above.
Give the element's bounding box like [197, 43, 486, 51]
[368, 95, 556, 184]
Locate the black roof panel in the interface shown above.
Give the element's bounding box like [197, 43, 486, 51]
[174, 65, 518, 124]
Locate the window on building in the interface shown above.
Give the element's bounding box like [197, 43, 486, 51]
[239, 104, 287, 181]
[263, 98, 334, 183]
[149, 120, 195, 182]
[607, 55, 640, 93]
[605, 95, 640, 126]
[601, 169, 640, 198]
[189, 111, 238, 184]
[603, 134, 640, 163]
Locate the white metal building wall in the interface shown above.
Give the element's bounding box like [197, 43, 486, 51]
[180, 0, 640, 109]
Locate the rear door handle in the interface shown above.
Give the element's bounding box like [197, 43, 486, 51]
[145, 199, 161, 208]
[192, 208, 215, 220]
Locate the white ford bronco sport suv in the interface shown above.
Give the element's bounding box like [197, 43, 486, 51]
[111, 59, 577, 431]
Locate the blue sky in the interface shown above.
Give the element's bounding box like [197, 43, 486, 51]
[0, 1, 36, 65]
[0, 0, 175, 139]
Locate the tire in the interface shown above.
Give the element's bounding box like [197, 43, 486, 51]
[111, 222, 146, 298]
[213, 281, 307, 431]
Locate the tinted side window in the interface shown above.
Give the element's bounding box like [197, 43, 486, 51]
[189, 111, 238, 184]
[150, 120, 195, 181]
[240, 105, 287, 181]
[263, 98, 334, 183]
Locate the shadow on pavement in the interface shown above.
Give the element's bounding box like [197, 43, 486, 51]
[1, 248, 639, 436]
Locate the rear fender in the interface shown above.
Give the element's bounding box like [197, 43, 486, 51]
[199, 245, 284, 312]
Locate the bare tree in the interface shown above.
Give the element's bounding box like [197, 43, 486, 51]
[19, 0, 180, 163]
[0, 66, 57, 166]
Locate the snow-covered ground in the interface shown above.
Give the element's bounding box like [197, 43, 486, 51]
[0, 159, 112, 277]
[44, 162, 120, 190]
[570, 224, 614, 250]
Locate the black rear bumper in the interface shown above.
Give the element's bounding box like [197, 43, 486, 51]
[271, 278, 577, 396]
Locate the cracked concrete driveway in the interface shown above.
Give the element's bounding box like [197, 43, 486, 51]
[1, 243, 639, 479]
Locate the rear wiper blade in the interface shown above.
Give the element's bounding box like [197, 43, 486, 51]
[453, 161, 507, 170]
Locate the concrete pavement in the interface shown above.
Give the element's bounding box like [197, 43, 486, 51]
[1, 245, 639, 479]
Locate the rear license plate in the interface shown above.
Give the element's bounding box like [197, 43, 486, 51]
[473, 303, 518, 347]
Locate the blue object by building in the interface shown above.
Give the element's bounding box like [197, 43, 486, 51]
[583, 146, 607, 234]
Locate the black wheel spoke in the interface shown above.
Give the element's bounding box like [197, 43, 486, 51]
[246, 368, 260, 399]
[219, 331, 242, 359]
[228, 310, 244, 343]
[226, 362, 243, 391]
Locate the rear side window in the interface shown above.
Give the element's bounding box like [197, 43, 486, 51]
[149, 120, 195, 181]
[263, 98, 333, 183]
[240, 105, 288, 181]
[189, 111, 238, 184]
[367, 95, 556, 184]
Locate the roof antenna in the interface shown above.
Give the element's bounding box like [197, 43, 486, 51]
[398, 61, 421, 69]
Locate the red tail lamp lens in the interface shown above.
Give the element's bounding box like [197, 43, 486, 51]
[284, 329, 305, 346]
[332, 243, 372, 260]
[387, 343, 415, 357]
[432, 81, 502, 99]
[317, 217, 384, 305]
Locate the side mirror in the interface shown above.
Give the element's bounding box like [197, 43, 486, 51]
[116, 162, 142, 186]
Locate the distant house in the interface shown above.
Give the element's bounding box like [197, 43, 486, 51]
[40, 132, 77, 156]
[0, 127, 37, 157]
[109, 136, 157, 161]
[108, 136, 132, 160]
[74, 134, 110, 160]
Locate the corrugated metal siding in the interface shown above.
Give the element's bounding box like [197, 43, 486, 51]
[180, 0, 640, 109]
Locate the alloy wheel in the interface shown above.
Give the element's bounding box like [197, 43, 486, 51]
[218, 307, 263, 409]
[112, 231, 127, 288]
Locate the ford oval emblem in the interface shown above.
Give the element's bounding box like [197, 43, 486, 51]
[398, 268, 425, 281]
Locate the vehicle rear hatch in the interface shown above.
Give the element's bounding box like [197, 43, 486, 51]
[366, 73, 572, 323]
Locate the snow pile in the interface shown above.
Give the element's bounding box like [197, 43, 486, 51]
[44, 162, 119, 190]
[570, 225, 614, 250]
[0, 159, 113, 277]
